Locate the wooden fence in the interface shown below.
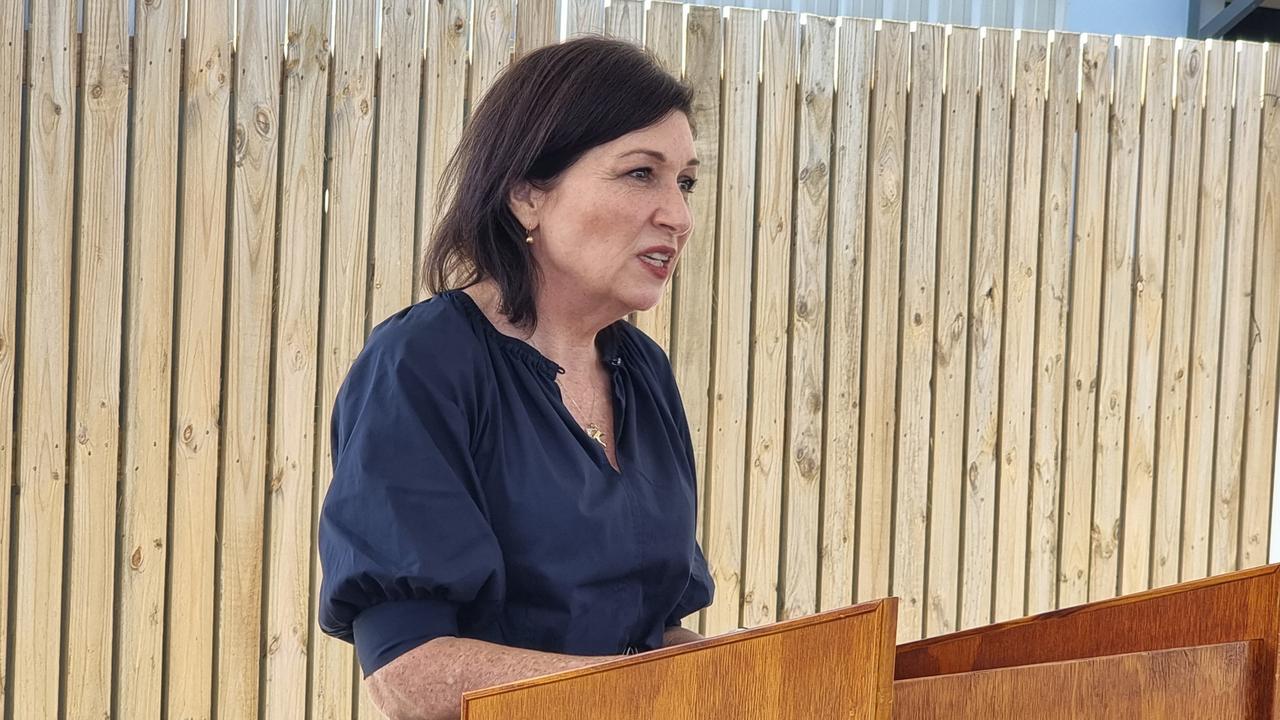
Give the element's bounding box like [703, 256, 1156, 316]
[2, 0, 1278, 718]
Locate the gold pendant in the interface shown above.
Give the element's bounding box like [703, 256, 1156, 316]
[586, 424, 608, 448]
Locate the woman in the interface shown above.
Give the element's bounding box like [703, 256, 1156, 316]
[318, 36, 714, 720]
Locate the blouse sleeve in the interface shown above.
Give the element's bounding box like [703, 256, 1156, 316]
[317, 321, 503, 677]
[666, 542, 714, 628]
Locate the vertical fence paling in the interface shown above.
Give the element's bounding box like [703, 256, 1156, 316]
[671, 3, 722, 634]
[1025, 30, 1079, 617]
[217, 2, 284, 718]
[1151, 38, 1206, 592]
[1095, 36, 1146, 602]
[1241, 47, 1280, 573]
[893, 19, 942, 641]
[3, 7, 1277, 717]
[1059, 33, 1110, 610]
[65, 1, 128, 718]
[962, 26, 1010, 631]
[1211, 41, 1266, 578]
[1121, 36, 1174, 597]
[0, 0, 21, 709]
[1064, 33, 1116, 604]
[167, 2, 233, 719]
[13, 1, 76, 717]
[742, 9, 795, 631]
[996, 27, 1047, 625]
[310, 2, 376, 718]
[819, 16, 873, 617]
[118, 0, 182, 718]
[925, 23, 977, 635]
[785, 12, 835, 626]
[1184, 39, 1236, 584]
[703, 6, 759, 637]
[858, 18, 907, 606]
[264, 1, 331, 718]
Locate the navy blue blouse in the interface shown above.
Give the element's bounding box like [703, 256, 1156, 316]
[318, 289, 714, 676]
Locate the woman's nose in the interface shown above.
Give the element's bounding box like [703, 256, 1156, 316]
[656, 183, 694, 237]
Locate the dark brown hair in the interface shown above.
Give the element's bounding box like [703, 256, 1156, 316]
[422, 35, 695, 329]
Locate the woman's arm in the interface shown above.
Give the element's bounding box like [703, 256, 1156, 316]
[662, 625, 703, 647]
[365, 636, 620, 720]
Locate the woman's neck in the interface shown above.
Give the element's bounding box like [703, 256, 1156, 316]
[464, 279, 618, 375]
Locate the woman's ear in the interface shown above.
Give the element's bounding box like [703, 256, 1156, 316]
[507, 179, 541, 232]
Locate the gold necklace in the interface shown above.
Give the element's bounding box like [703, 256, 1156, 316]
[559, 378, 607, 448]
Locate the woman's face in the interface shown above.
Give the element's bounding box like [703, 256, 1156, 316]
[511, 110, 699, 320]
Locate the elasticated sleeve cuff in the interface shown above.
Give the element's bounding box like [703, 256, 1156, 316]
[353, 597, 460, 677]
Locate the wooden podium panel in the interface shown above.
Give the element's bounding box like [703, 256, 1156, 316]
[894, 641, 1267, 719]
[462, 599, 897, 720]
[896, 565, 1280, 713]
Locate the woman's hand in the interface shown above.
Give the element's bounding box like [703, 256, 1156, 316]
[365, 636, 621, 720]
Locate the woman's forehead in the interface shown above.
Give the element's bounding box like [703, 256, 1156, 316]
[600, 121, 698, 166]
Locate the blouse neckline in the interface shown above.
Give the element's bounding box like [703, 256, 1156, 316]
[445, 288, 626, 380]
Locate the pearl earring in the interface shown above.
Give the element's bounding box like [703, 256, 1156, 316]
[525, 234, 534, 245]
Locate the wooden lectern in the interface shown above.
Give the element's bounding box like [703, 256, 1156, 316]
[457, 565, 1280, 719]
[894, 564, 1280, 719]
[461, 598, 897, 720]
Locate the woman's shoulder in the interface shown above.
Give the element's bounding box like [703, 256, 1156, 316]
[349, 291, 487, 390]
[611, 320, 679, 392]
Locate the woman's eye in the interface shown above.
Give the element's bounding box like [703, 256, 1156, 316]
[629, 168, 696, 194]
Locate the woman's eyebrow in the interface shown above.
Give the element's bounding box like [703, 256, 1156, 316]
[619, 149, 700, 168]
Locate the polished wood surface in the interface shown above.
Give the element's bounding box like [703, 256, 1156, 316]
[897, 565, 1280, 713]
[894, 641, 1266, 720]
[462, 599, 897, 720]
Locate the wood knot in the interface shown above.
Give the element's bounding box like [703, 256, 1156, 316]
[254, 107, 273, 136]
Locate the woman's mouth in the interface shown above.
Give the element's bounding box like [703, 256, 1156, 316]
[639, 251, 672, 268]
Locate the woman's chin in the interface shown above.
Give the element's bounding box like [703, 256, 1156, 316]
[622, 288, 666, 315]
